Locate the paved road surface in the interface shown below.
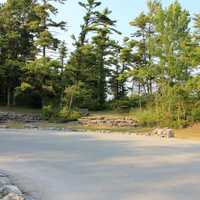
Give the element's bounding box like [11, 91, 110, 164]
[0, 129, 200, 200]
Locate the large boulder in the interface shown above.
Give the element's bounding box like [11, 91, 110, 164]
[152, 128, 175, 138]
[0, 178, 11, 188]
[1, 192, 24, 200]
[0, 185, 22, 199]
[0, 172, 34, 200]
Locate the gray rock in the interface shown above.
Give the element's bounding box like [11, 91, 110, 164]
[0, 177, 11, 188]
[0, 125, 8, 129]
[79, 116, 138, 128]
[0, 112, 41, 123]
[23, 124, 38, 129]
[164, 128, 175, 138]
[24, 195, 35, 200]
[0, 185, 22, 198]
[152, 128, 174, 138]
[1, 192, 24, 200]
[0, 173, 8, 178]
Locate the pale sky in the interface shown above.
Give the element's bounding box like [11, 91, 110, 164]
[1, 0, 200, 51]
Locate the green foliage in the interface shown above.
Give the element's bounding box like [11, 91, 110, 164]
[109, 95, 150, 111]
[19, 82, 32, 92]
[56, 107, 81, 122]
[41, 105, 81, 122]
[1, 0, 200, 128]
[109, 99, 130, 110]
[42, 105, 55, 120]
[64, 82, 93, 109]
[133, 108, 159, 127]
[191, 103, 200, 122]
[14, 82, 42, 108]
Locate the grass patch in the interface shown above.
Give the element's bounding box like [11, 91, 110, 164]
[175, 123, 200, 140]
[6, 121, 25, 129]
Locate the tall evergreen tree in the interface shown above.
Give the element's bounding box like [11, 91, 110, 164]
[92, 8, 121, 107]
[0, 0, 37, 106]
[33, 0, 66, 58]
[129, 10, 156, 95]
[69, 0, 101, 84]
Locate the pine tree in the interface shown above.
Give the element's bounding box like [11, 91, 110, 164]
[70, 0, 101, 84]
[59, 41, 68, 107]
[33, 0, 67, 58]
[108, 41, 128, 100]
[129, 10, 156, 95]
[92, 8, 121, 108]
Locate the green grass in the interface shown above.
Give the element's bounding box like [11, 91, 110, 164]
[6, 121, 25, 129]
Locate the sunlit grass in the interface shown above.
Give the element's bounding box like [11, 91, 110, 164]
[175, 124, 200, 140]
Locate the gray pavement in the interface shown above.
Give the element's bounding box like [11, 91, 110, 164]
[0, 129, 200, 200]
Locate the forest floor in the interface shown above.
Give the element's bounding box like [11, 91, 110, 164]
[0, 106, 200, 140]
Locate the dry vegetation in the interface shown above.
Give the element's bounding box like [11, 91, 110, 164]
[175, 124, 200, 140]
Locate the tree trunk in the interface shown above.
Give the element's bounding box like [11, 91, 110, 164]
[7, 87, 11, 107]
[43, 46, 46, 58]
[69, 95, 73, 112]
[12, 90, 16, 106]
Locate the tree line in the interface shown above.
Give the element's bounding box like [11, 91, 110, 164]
[1, 0, 200, 127]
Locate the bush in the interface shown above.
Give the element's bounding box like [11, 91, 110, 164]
[56, 107, 81, 122]
[109, 98, 131, 111]
[42, 105, 55, 120]
[108, 95, 152, 111]
[15, 83, 42, 108]
[191, 107, 200, 122]
[133, 108, 159, 127]
[132, 107, 190, 128]
[64, 82, 94, 109]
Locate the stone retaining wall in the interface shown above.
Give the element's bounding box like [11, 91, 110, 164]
[0, 112, 41, 123]
[79, 116, 138, 127]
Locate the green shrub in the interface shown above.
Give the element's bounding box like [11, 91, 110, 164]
[15, 83, 42, 108]
[132, 107, 190, 128]
[108, 95, 153, 111]
[56, 107, 81, 122]
[133, 109, 159, 127]
[42, 105, 55, 120]
[41, 105, 81, 122]
[109, 98, 131, 111]
[191, 106, 200, 122]
[168, 119, 189, 128]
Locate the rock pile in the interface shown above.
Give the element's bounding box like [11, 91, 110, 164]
[79, 116, 138, 127]
[0, 112, 41, 123]
[0, 172, 33, 200]
[151, 128, 175, 138]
